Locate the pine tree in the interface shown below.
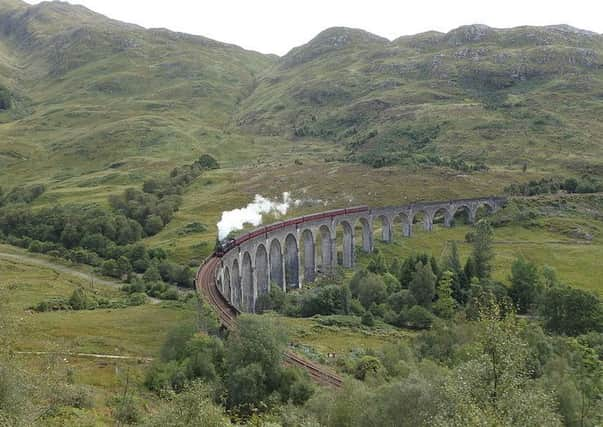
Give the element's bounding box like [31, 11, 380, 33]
[472, 220, 494, 280]
[409, 261, 436, 308]
[434, 271, 456, 319]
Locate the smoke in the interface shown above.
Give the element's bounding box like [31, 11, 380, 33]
[217, 192, 298, 240]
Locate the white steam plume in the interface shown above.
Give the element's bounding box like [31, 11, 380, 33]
[217, 192, 297, 240]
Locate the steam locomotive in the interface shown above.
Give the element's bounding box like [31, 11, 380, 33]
[214, 206, 369, 258]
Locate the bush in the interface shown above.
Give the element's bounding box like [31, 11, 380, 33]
[354, 356, 383, 380]
[541, 285, 603, 335]
[195, 154, 220, 170]
[126, 293, 147, 306]
[300, 284, 351, 317]
[361, 310, 375, 327]
[406, 305, 434, 329]
[110, 394, 141, 425]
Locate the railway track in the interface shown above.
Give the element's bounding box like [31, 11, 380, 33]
[196, 256, 343, 388]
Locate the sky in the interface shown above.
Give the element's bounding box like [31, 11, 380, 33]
[25, 0, 603, 55]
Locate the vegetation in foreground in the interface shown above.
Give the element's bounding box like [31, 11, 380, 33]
[24, 219, 594, 427]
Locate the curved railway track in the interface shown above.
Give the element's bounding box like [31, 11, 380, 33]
[196, 256, 343, 388]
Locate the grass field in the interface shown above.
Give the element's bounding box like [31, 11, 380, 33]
[0, 256, 196, 425]
[359, 222, 603, 294]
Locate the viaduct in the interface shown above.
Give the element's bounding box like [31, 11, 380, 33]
[215, 196, 506, 313]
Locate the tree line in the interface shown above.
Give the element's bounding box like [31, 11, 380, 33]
[0, 155, 219, 299]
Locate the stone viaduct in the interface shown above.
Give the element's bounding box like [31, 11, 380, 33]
[215, 196, 506, 313]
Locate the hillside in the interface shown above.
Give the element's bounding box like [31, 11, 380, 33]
[237, 25, 603, 174]
[1, 2, 602, 188]
[0, 0, 274, 184]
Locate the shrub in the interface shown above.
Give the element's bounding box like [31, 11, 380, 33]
[361, 310, 375, 327]
[407, 305, 434, 329]
[541, 285, 603, 335]
[354, 356, 383, 380]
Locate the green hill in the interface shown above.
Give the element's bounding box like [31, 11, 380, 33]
[0, 1, 602, 290]
[0, 0, 274, 184]
[237, 25, 603, 173]
[2, 1, 603, 186]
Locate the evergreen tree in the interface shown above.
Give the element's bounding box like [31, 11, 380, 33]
[409, 261, 436, 308]
[446, 241, 469, 305]
[434, 271, 456, 319]
[389, 258, 402, 279]
[472, 220, 494, 280]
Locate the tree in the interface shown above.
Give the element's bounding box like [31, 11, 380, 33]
[564, 177, 578, 193]
[224, 315, 288, 412]
[355, 356, 383, 380]
[144, 381, 232, 427]
[69, 288, 89, 310]
[143, 264, 162, 283]
[116, 256, 133, 277]
[435, 300, 562, 426]
[472, 220, 494, 280]
[541, 285, 603, 335]
[195, 154, 220, 170]
[144, 214, 164, 236]
[60, 223, 80, 249]
[434, 271, 456, 319]
[102, 259, 119, 278]
[509, 257, 541, 314]
[367, 253, 387, 274]
[361, 310, 375, 327]
[357, 273, 388, 310]
[407, 305, 434, 329]
[409, 261, 436, 308]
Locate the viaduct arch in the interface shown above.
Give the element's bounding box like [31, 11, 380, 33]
[217, 196, 505, 313]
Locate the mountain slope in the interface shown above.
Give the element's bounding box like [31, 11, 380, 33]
[236, 25, 603, 173]
[0, 0, 275, 183]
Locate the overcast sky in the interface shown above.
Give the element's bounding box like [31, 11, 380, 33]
[25, 0, 603, 55]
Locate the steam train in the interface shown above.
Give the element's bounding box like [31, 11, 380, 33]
[215, 206, 369, 257]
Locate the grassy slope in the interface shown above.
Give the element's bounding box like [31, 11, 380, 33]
[0, 251, 195, 424]
[0, 0, 275, 186]
[237, 26, 603, 173]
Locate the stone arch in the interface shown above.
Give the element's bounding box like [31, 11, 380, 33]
[241, 251, 254, 312]
[452, 205, 473, 225]
[255, 244, 269, 299]
[223, 266, 231, 301]
[411, 209, 430, 232]
[269, 239, 284, 290]
[393, 212, 412, 237]
[284, 234, 299, 289]
[336, 220, 354, 268]
[231, 258, 241, 309]
[300, 229, 316, 283]
[355, 217, 372, 253]
[475, 201, 494, 222]
[372, 215, 392, 243]
[431, 206, 452, 228]
[317, 224, 333, 273]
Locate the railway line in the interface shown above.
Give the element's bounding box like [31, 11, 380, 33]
[196, 256, 343, 388]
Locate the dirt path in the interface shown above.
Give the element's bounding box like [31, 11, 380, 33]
[0, 251, 162, 304]
[14, 350, 153, 362]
